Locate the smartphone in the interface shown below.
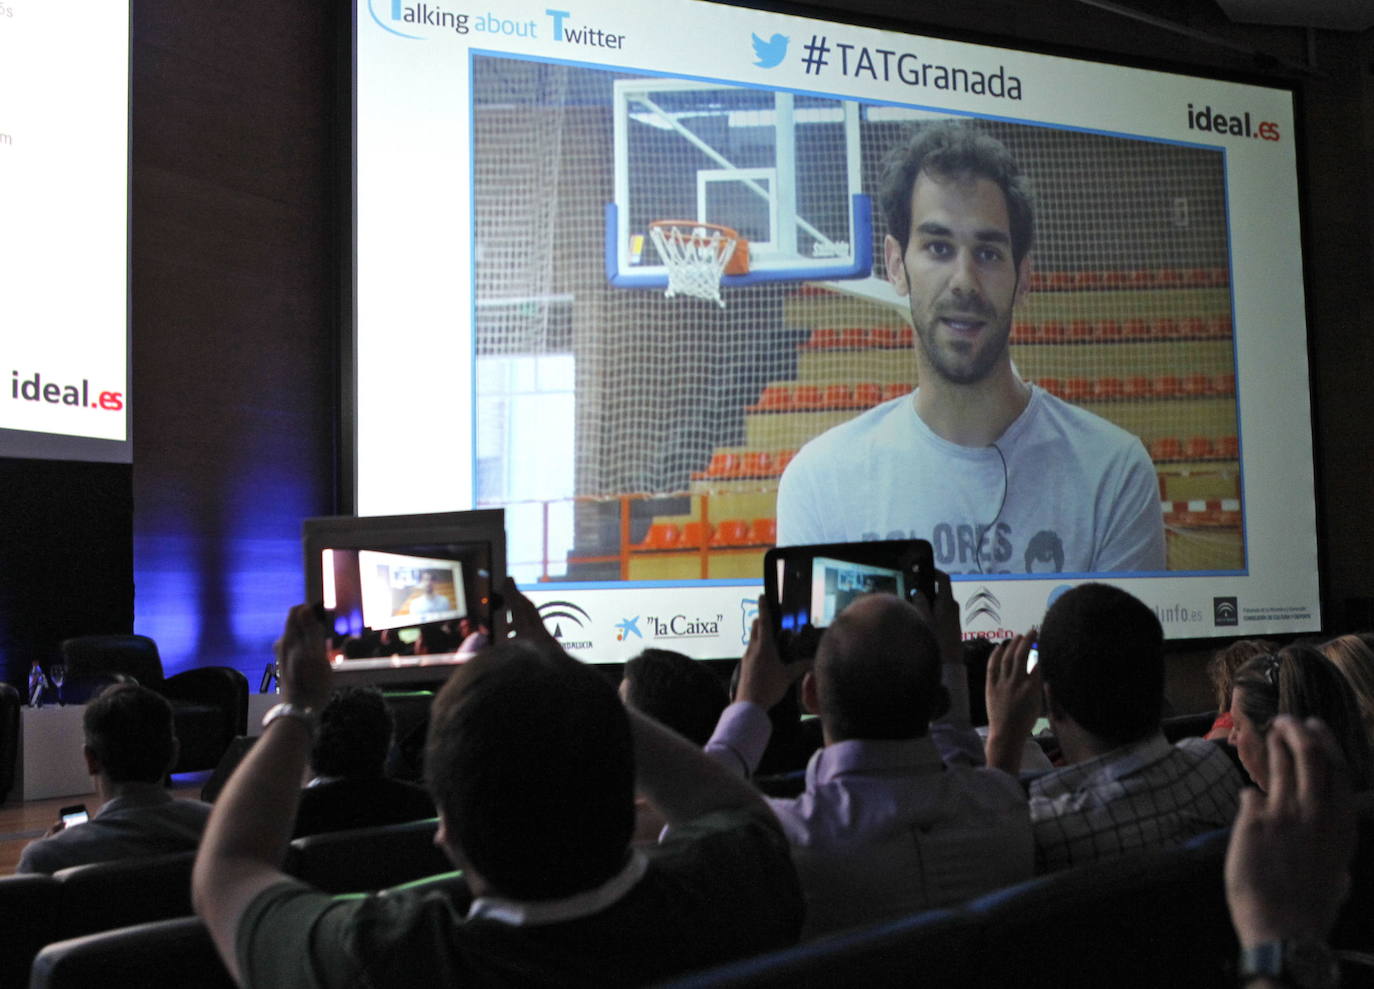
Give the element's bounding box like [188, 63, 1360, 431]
[764, 539, 937, 662]
[59, 804, 89, 828]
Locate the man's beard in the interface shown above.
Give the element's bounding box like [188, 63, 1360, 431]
[912, 295, 1012, 386]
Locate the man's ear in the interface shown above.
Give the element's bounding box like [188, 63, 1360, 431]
[884, 234, 909, 297]
[1042, 681, 1064, 721]
[82, 744, 101, 776]
[1013, 253, 1033, 307]
[801, 670, 820, 716]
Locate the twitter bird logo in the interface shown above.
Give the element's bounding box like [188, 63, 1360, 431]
[752, 32, 788, 69]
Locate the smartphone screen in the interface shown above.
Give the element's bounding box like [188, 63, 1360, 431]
[60, 805, 88, 827]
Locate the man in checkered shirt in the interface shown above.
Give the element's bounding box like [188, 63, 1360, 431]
[985, 583, 1242, 870]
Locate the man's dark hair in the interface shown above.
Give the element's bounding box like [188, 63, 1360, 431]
[814, 594, 946, 742]
[312, 686, 394, 779]
[426, 641, 634, 900]
[83, 684, 177, 783]
[879, 121, 1035, 268]
[622, 648, 728, 746]
[1038, 583, 1163, 747]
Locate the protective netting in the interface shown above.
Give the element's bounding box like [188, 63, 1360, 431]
[472, 56, 1238, 577]
[649, 222, 740, 307]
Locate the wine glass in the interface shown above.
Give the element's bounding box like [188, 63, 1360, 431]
[50, 664, 66, 705]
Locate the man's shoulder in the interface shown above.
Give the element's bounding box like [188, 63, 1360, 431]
[1026, 387, 1147, 454]
[789, 395, 913, 461]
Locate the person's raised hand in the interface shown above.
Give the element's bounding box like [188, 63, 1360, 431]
[499, 576, 571, 662]
[275, 604, 332, 710]
[912, 570, 960, 665]
[1225, 715, 1356, 948]
[983, 630, 1041, 774]
[736, 595, 807, 709]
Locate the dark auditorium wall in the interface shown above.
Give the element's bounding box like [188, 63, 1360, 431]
[126, 2, 338, 679]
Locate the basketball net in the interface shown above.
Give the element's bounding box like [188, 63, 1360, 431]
[649, 221, 746, 308]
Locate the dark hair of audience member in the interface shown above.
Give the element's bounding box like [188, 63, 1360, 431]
[814, 595, 946, 742]
[962, 637, 996, 727]
[312, 686, 394, 779]
[879, 121, 1035, 266]
[426, 641, 634, 900]
[1037, 583, 1163, 748]
[84, 684, 177, 783]
[1205, 638, 1278, 715]
[1232, 645, 1374, 791]
[621, 648, 729, 747]
[1320, 634, 1374, 741]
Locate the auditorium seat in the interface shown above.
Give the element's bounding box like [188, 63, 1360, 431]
[681, 521, 713, 548]
[750, 518, 777, 545]
[855, 383, 883, 407]
[882, 383, 909, 402]
[1095, 319, 1122, 341]
[283, 817, 451, 893]
[1122, 376, 1151, 399]
[806, 328, 841, 349]
[742, 451, 774, 476]
[751, 385, 793, 411]
[0, 872, 60, 989]
[30, 917, 234, 989]
[53, 850, 196, 940]
[793, 385, 823, 409]
[821, 385, 854, 409]
[709, 519, 752, 547]
[636, 523, 682, 551]
[59, 634, 247, 774]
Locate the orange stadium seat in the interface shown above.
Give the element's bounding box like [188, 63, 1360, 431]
[743, 451, 775, 475]
[1063, 378, 1092, 401]
[883, 383, 910, 402]
[1037, 377, 1063, 398]
[1181, 374, 1210, 396]
[1040, 321, 1066, 342]
[896, 326, 914, 347]
[1153, 375, 1181, 398]
[710, 519, 752, 547]
[1094, 378, 1123, 400]
[1123, 376, 1152, 399]
[1183, 316, 1208, 337]
[822, 385, 855, 409]
[1069, 320, 1095, 341]
[868, 327, 897, 348]
[703, 452, 737, 477]
[1049, 271, 1075, 291]
[637, 523, 682, 551]
[1150, 437, 1183, 461]
[1076, 270, 1105, 290]
[1218, 435, 1239, 458]
[752, 385, 792, 411]
[855, 383, 884, 407]
[1209, 315, 1232, 337]
[1153, 318, 1179, 339]
[775, 449, 796, 472]
[1029, 271, 1050, 292]
[1185, 268, 1212, 287]
[806, 328, 841, 349]
[1124, 318, 1150, 339]
[1011, 321, 1035, 344]
[1095, 319, 1123, 341]
[682, 521, 713, 548]
[1102, 270, 1127, 288]
[1186, 436, 1215, 459]
[1130, 269, 1157, 287]
[1208, 267, 1229, 287]
[1157, 268, 1184, 286]
[839, 327, 869, 349]
[750, 518, 777, 545]
[793, 385, 823, 409]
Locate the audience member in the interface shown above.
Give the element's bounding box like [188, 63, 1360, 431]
[1203, 638, 1278, 741]
[620, 648, 729, 747]
[1226, 715, 1353, 989]
[1320, 633, 1374, 741]
[986, 583, 1242, 871]
[18, 684, 212, 874]
[705, 577, 1034, 938]
[193, 583, 802, 987]
[1229, 645, 1373, 792]
[292, 686, 435, 838]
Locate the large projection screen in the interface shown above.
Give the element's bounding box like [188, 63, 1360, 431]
[0, 0, 131, 463]
[353, 0, 1319, 659]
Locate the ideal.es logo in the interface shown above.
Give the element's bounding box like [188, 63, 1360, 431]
[1214, 597, 1239, 627]
[10, 371, 123, 412]
[751, 32, 788, 68]
[1187, 103, 1280, 142]
[537, 600, 594, 651]
[615, 616, 642, 641]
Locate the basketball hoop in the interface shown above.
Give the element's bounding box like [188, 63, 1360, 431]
[649, 220, 749, 308]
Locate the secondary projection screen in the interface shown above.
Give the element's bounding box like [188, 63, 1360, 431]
[0, 0, 130, 463]
[353, 0, 1320, 659]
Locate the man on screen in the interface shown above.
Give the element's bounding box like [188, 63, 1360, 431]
[777, 123, 1165, 574]
[407, 571, 452, 617]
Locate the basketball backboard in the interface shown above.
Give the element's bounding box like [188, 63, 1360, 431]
[607, 79, 872, 288]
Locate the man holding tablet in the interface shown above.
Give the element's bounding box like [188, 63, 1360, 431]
[777, 123, 1165, 575]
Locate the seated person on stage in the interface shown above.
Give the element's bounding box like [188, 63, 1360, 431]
[705, 575, 1034, 938]
[193, 583, 802, 988]
[293, 686, 436, 838]
[18, 684, 212, 874]
[985, 583, 1243, 871]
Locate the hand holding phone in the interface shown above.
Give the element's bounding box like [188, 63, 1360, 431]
[59, 803, 89, 828]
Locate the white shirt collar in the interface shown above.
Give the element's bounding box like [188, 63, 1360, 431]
[466, 848, 648, 927]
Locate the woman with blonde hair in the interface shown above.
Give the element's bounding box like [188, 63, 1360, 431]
[1203, 638, 1277, 740]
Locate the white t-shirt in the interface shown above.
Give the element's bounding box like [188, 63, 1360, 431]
[776, 385, 1165, 574]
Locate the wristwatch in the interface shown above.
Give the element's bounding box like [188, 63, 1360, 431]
[1239, 940, 1339, 989]
[261, 702, 319, 735]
